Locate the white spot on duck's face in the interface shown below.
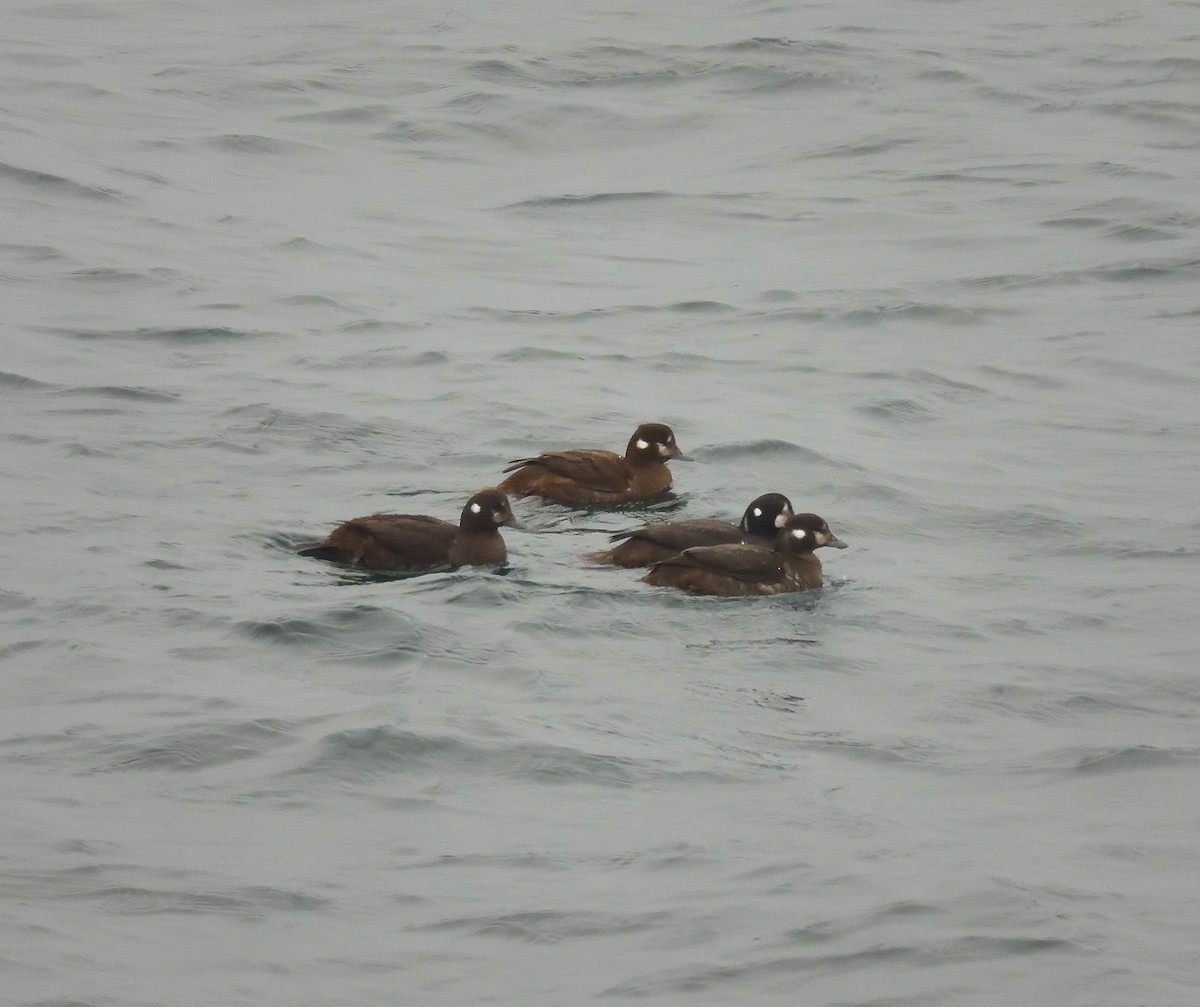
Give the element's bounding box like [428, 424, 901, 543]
[492, 510, 505, 523]
[774, 512, 788, 528]
[635, 438, 650, 450]
[470, 502, 483, 514]
[791, 528, 808, 541]
[752, 507, 763, 518]
[816, 530, 830, 545]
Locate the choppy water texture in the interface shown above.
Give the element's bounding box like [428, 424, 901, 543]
[3, 1, 1200, 1004]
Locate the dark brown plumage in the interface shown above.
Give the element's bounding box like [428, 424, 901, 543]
[640, 512, 847, 596]
[498, 422, 688, 505]
[296, 488, 520, 572]
[586, 492, 795, 567]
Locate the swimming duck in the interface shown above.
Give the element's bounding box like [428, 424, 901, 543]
[640, 512, 847, 596]
[587, 492, 795, 567]
[296, 488, 521, 572]
[498, 422, 688, 504]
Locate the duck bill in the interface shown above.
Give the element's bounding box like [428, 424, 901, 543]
[504, 514, 527, 530]
[668, 448, 694, 461]
[823, 533, 848, 549]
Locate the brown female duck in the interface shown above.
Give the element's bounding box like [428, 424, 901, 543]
[587, 492, 795, 567]
[297, 488, 520, 572]
[640, 512, 847, 596]
[498, 422, 688, 504]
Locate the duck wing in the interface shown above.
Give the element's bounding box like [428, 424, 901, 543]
[502, 449, 629, 492]
[652, 543, 785, 585]
[302, 513, 457, 569]
[610, 518, 743, 552]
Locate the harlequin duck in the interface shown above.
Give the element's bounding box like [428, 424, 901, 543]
[586, 492, 795, 567]
[296, 488, 521, 572]
[640, 512, 847, 596]
[498, 422, 689, 504]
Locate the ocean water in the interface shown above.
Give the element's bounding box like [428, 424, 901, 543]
[3, 1, 1200, 1004]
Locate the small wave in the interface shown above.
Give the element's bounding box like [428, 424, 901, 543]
[857, 368, 989, 398]
[1093, 100, 1196, 130]
[836, 301, 997, 325]
[236, 603, 429, 648]
[0, 370, 56, 391]
[19, 1000, 99, 1007]
[0, 638, 45, 660]
[467, 303, 681, 324]
[467, 58, 537, 83]
[44, 325, 269, 343]
[857, 399, 937, 423]
[0, 241, 61, 261]
[947, 504, 1086, 541]
[710, 37, 806, 51]
[503, 190, 672, 210]
[96, 718, 303, 773]
[373, 119, 444, 143]
[810, 135, 920, 159]
[206, 133, 317, 155]
[282, 104, 391, 124]
[667, 299, 736, 314]
[0, 161, 123, 201]
[495, 346, 584, 363]
[1104, 223, 1179, 242]
[603, 933, 1072, 997]
[700, 439, 837, 465]
[67, 267, 162, 284]
[280, 293, 353, 310]
[273, 236, 332, 253]
[1071, 745, 1200, 775]
[410, 907, 672, 942]
[1041, 215, 1109, 230]
[1085, 257, 1200, 282]
[959, 270, 1080, 290]
[977, 365, 1065, 390]
[292, 724, 722, 789]
[323, 347, 449, 368]
[799, 733, 947, 767]
[909, 166, 1063, 186]
[69, 882, 328, 918]
[55, 385, 178, 403]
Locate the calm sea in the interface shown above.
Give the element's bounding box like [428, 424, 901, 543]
[3, 1, 1199, 1004]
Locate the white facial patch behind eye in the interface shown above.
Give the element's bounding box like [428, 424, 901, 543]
[791, 528, 808, 541]
[470, 502, 483, 514]
[635, 438, 650, 450]
[752, 507, 763, 518]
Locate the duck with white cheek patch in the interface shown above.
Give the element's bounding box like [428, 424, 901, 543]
[498, 422, 690, 505]
[586, 492, 795, 567]
[296, 488, 522, 572]
[640, 513, 847, 596]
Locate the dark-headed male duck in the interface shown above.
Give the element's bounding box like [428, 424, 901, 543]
[640, 512, 847, 596]
[587, 492, 794, 567]
[498, 422, 689, 505]
[296, 488, 521, 572]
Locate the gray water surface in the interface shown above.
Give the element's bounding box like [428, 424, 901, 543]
[3, 1, 1200, 1004]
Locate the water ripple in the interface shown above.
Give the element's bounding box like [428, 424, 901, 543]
[0, 161, 123, 200]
